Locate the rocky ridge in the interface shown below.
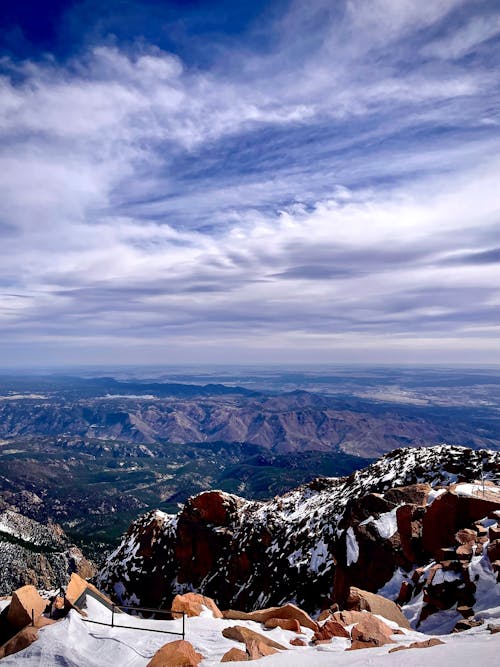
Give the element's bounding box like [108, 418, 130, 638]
[98, 445, 500, 630]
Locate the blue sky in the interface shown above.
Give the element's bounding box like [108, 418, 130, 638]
[1, 0, 500, 366]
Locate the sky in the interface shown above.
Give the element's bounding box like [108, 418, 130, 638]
[0, 0, 500, 367]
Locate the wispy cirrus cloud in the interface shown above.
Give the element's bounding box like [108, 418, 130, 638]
[0, 0, 499, 365]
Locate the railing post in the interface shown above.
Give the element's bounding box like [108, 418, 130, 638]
[111, 604, 114, 628]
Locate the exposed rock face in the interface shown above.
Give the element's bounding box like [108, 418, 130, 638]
[146, 640, 203, 667]
[0, 506, 95, 596]
[98, 446, 500, 627]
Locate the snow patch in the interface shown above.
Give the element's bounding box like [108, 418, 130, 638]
[346, 527, 359, 566]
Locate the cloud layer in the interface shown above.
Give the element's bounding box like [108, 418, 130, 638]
[1, 0, 500, 365]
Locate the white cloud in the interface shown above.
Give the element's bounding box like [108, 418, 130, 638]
[0, 0, 499, 363]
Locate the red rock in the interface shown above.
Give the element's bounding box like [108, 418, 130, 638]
[221, 647, 249, 662]
[332, 611, 394, 638]
[313, 619, 350, 642]
[264, 617, 301, 632]
[488, 525, 500, 541]
[290, 638, 306, 646]
[246, 638, 279, 660]
[0, 625, 39, 659]
[454, 529, 477, 545]
[487, 540, 500, 562]
[350, 617, 396, 648]
[222, 626, 287, 651]
[223, 603, 317, 631]
[7, 586, 47, 631]
[344, 587, 410, 629]
[146, 640, 203, 667]
[422, 491, 499, 560]
[397, 581, 413, 605]
[171, 592, 223, 619]
[389, 638, 445, 652]
[396, 504, 423, 563]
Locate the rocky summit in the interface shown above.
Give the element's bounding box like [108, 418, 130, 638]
[98, 445, 500, 631]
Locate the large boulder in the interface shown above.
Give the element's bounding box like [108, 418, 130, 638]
[344, 587, 410, 629]
[146, 640, 203, 667]
[171, 592, 222, 618]
[349, 616, 396, 649]
[222, 626, 287, 651]
[0, 625, 39, 659]
[332, 610, 394, 638]
[222, 603, 318, 631]
[7, 585, 47, 631]
[65, 573, 114, 609]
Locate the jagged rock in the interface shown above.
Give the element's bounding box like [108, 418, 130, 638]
[246, 638, 279, 659]
[312, 619, 350, 641]
[7, 585, 47, 631]
[172, 592, 223, 618]
[146, 640, 203, 667]
[221, 647, 249, 662]
[222, 626, 287, 651]
[389, 638, 445, 652]
[0, 625, 39, 659]
[264, 617, 301, 632]
[223, 604, 317, 631]
[344, 587, 410, 629]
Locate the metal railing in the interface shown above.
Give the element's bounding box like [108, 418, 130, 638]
[81, 598, 186, 639]
[33, 589, 186, 640]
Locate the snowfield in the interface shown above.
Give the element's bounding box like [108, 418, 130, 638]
[2, 595, 500, 666]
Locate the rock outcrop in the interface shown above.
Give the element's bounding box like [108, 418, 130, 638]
[98, 446, 500, 629]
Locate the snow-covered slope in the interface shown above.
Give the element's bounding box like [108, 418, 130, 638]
[1, 593, 499, 666]
[98, 445, 500, 620]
